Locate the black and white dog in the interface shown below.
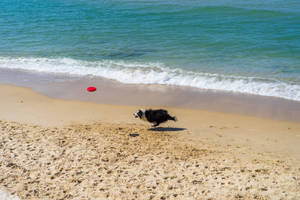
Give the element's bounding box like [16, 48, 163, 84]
[134, 109, 177, 127]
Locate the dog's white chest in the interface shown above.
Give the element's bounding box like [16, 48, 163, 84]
[141, 114, 148, 122]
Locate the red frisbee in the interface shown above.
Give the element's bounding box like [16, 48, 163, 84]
[87, 87, 97, 92]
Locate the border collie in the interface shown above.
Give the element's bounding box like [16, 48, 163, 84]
[134, 109, 177, 127]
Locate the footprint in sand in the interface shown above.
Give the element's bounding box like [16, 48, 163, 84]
[216, 133, 222, 137]
[219, 127, 228, 130]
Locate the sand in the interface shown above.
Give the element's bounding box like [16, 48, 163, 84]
[0, 84, 300, 199]
[0, 189, 21, 200]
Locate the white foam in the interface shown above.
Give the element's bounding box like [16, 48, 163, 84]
[1, 56, 300, 101]
[0, 189, 21, 200]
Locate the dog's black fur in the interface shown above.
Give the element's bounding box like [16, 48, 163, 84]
[134, 109, 177, 127]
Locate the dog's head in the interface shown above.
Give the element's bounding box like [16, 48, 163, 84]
[133, 109, 145, 119]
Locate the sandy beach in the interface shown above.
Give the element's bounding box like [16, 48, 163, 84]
[1, 0, 300, 199]
[0, 84, 299, 199]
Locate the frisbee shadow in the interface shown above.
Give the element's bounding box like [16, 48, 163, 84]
[148, 127, 186, 132]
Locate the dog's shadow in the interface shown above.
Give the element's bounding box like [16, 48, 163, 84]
[148, 127, 186, 132]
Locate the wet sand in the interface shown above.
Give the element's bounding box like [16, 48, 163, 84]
[0, 84, 300, 199]
[1, 68, 300, 122]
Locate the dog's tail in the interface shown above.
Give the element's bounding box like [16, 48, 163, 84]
[169, 116, 177, 122]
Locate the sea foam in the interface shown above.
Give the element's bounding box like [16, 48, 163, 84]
[1, 56, 300, 101]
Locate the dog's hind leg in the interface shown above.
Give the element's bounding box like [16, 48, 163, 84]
[152, 122, 160, 127]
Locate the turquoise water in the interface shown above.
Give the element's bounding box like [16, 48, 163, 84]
[1, 0, 300, 100]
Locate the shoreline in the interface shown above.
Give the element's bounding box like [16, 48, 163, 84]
[1, 68, 300, 122]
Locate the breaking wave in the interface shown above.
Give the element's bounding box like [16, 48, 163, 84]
[1, 56, 300, 101]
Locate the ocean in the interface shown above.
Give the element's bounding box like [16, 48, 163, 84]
[1, 0, 300, 101]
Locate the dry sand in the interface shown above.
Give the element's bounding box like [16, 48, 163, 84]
[0, 84, 300, 199]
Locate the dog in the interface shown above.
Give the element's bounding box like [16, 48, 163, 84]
[134, 109, 177, 127]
